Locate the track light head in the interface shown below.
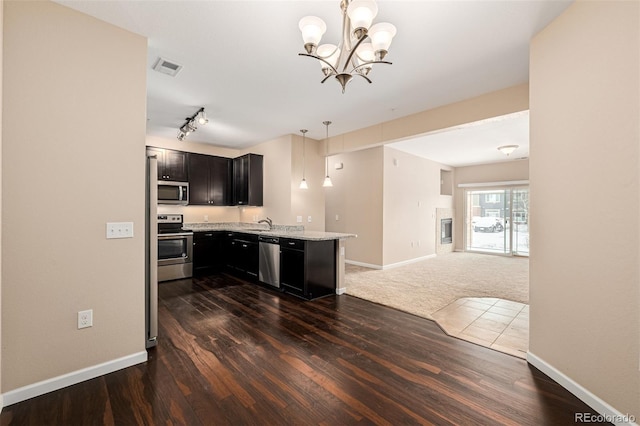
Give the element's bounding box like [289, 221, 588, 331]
[197, 110, 209, 125]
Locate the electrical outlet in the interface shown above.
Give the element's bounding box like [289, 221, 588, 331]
[78, 309, 93, 329]
[204, 215, 209, 222]
[335, 214, 340, 221]
[106, 222, 133, 239]
[297, 216, 303, 223]
[307, 216, 312, 222]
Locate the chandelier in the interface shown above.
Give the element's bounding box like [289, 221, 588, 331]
[298, 0, 397, 93]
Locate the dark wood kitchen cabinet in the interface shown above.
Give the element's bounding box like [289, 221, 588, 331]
[147, 147, 188, 181]
[280, 238, 335, 300]
[233, 154, 263, 206]
[188, 153, 232, 205]
[192, 231, 226, 276]
[225, 232, 258, 280]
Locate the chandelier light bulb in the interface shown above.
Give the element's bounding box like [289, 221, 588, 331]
[323, 176, 333, 187]
[347, 0, 378, 34]
[317, 44, 341, 73]
[356, 42, 375, 75]
[300, 178, 308, 189]
[368, 22, 397, 55]
[299, 16, 327, 51]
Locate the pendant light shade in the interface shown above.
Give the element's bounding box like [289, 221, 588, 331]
[323, 121, 333, 187]
[299, 129, 308, 189]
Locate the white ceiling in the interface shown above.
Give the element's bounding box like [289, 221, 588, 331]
[389, 110, 530, 167]
[55, 0, 569, 164]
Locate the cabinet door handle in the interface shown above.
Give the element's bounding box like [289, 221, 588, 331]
[242, 244, 248, 248]
[288, 242, 295, 246]
[205, 233, 213, 237]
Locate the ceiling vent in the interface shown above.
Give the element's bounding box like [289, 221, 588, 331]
[152, 57, 183, 77]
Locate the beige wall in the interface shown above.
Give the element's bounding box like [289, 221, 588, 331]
[2, 0, 147, 392]
[530, 0, 639, 418]
[290, 134, 326, 232]
[326, 84, 529, 154]
[453, 159, 529, 249]
[383, 147, 454, 265]
[325, 148, 384, 266]
[0, 0, 4, 407]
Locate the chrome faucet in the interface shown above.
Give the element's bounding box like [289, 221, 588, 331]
[257, 217, 273, 229]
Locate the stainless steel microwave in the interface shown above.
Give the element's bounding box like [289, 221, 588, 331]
[158, 181, 189, 205]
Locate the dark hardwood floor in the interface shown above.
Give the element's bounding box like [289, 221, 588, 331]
[1, 273, 608, 425]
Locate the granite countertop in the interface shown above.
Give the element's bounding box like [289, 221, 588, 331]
[183, 222, 357, 241]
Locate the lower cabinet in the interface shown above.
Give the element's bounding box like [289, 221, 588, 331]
[280, 242, 305, 296]
[192, 231, 226, 276]
[280, 238, 336, 300]
[199, 232, 337, 299]
[226, 232, 259, 280]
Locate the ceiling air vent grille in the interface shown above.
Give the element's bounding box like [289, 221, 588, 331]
[152, 57, 183, 77]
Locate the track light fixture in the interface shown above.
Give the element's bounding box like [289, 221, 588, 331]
[177, 107, 208, 141]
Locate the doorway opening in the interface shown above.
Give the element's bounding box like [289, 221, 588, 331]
[465, 187, 529, 256]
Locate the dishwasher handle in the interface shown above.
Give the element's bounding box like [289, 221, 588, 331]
[258, 236, 279, 244]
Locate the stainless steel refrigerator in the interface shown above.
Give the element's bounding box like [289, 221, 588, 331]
[145, 153, 158, 348]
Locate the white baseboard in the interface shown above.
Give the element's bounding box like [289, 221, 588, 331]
[345, 259, 383, 269]
[346, 254, 437, 271]
[527, 352, 638, 426]
[2, 351, 148, 408]
[336, 287, 346, 295]
[381, 254, 436, 270]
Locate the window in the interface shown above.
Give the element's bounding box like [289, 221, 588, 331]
[485, 194, 501, 203]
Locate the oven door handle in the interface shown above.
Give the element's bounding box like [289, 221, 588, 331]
[158, 232, 193, 239]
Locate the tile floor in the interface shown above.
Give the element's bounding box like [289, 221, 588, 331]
[431, 297, 529, 359]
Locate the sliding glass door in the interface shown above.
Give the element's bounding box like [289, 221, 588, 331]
[511, 188, 529, 256]
[465, 187, 529, 256]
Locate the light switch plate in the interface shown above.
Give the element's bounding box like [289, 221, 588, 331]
[106, 222, 134, 239]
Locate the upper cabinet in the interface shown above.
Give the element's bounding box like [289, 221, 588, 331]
[147, 147, 188, 182]
[188, 153, 232, 206]
[233, 153, 263, 206]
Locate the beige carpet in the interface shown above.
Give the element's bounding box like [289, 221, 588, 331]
[345, 252, 529, 320]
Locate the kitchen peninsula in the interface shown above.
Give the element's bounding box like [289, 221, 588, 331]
[183, 222, 356, 299]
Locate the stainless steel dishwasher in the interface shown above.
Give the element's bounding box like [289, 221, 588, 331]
[258, 236, 280, 288]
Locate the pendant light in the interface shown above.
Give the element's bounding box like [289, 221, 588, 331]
[299, 129, 309, 189]
[322, 121, 333, 187]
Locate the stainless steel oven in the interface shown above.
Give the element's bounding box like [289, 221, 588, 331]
[158, 214, 193, 282]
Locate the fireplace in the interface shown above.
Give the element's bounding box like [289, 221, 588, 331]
[441, 218, 452, 244]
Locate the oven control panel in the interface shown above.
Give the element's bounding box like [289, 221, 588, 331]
[158, 214, 183, 224]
